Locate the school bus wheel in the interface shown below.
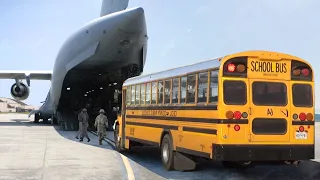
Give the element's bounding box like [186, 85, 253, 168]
[161, 134, 174, 171]
[114, 125, 122, 152]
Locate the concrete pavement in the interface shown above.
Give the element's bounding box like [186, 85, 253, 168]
[0, 113, 320, 180]
[96, 123, 320, 180]
[0, 113, 134, 180]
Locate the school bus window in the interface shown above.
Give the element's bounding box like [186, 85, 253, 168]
[146, 83, 151, 104]
[158, 81, 164, 104]
[172, 78, 179, 104]
[126, 86, 131, 105]
[198, 72, 208, 103]
[141, 83, 146, 105]
[223, 80, 246, 105]
[135, 84, 140, 105]
[252, 82, 287, 106]
[292, 84, 313, 107]
[131, 85, 135, 105]
[187, 74, 196, 103]
[180, 76, 187, 104]
[151, 82, 157, 104]
[210, 71, 218, 102]
[164, 80, 171, 104]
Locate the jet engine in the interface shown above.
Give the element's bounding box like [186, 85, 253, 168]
[10, 82, 30, 101]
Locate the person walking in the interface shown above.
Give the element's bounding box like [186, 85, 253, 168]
[79, 108, 90, 142]
[94, 109, 108, 145]
[75, 109, 84, 139]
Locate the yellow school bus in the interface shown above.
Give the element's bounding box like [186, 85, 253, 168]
[113, 50, 315, 171]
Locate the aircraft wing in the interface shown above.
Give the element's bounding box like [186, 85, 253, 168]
[0, 70, 52, 80]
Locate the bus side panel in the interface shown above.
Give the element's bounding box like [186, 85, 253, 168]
[178, 131, 218, 159]
[125, 118, 180, 149]
[174, 109, 219, 158]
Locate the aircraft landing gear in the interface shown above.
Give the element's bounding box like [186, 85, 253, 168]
[51, 115, 58, 125]
[34, 113, 40, 123]
[43, 118, 49, 124]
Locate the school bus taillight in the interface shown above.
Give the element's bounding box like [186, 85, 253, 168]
[225, 111, 247, 119]
[306, 113, 313, 121]
[226, 111, 233, 119]
[299, 112, 307, 121]
[299, 126, 304, 132]
[234, 125, 240, 131]
[233, 111, 242, 119]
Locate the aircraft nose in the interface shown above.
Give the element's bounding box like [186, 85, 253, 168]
[120, 7, 146, 34]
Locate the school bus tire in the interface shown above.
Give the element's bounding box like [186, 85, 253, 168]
[114, 125, 123, 152]
[161, 134, 174, 171]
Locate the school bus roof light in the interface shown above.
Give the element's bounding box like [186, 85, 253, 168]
[301, 68, 310, 76]
[236, 64, 245, 73]
[227, 63, 236, 72]
[306, 113, 313, 121]
[292, 68, 301, 76]
[299, 112, 307, 121]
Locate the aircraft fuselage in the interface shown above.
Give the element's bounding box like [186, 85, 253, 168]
[38, 7, 147, 119]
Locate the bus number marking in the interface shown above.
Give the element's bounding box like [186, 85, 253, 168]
[141, 110, 178, 117]
[250, 61, 287, 76]
[267, 109, 273, 116]
[281, 109, 288, 117]
[200, 144, 205, 151]
[129, 128, 135, 136]
[178, 135, 183, 142]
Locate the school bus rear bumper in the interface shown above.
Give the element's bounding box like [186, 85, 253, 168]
[212, 144, 314, 161]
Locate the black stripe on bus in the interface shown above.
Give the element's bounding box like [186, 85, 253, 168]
[126, 121, 179, 130]
[182, 127, 217, 135]
[292, 121, 315, 125]
[126, 115, 248, 124]
[176, 146, 211, 159]
[126, 136, 159, 146]
[126, 105, 218, 111]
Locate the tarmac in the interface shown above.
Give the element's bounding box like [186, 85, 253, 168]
[0, 113, 319, 180]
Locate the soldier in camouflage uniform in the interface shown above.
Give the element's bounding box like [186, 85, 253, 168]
[94, 109, 108, 145]
[79, 108, 90, 142]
